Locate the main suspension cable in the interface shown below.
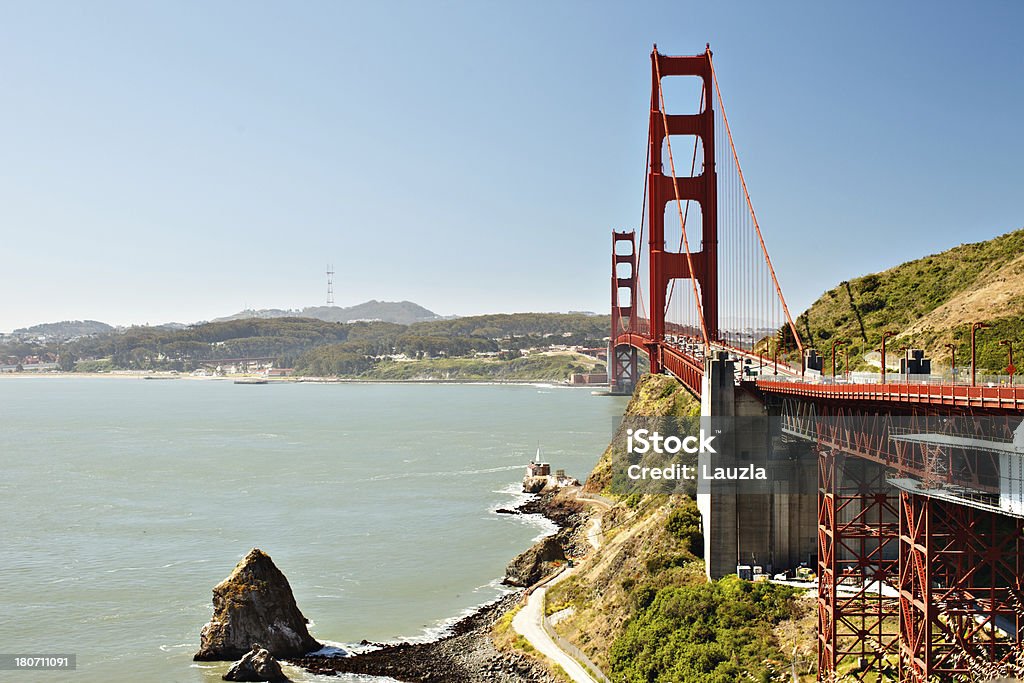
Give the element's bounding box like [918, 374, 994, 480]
[634, 107, 651, 332]
[709, 56, 802, 354]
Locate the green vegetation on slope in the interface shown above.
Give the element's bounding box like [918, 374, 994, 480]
[796, 227, 1024, 373]
[585, 374, 701, 495]
[13, 319, 114, 338]
[609, 577, 799, 683]
[553, 374, 813, 682]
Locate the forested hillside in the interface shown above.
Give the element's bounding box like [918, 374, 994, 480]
[3, 313, 610, 379]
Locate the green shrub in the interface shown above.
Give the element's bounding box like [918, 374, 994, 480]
[665, 500, 704, 558]
[628, 585, 657, 612]
[609, 577, 798, 682]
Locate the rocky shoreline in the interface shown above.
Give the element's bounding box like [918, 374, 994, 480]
[290, 487, 590, 683]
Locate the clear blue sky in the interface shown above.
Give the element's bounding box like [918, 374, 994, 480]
[1, 1, 1021, 331]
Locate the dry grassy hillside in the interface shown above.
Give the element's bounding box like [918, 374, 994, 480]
[796, 227, 1024, 374]
[555, 374, 816, 682]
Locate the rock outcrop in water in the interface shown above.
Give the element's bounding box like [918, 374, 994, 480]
[503, 535, 566, 587]
[522, 476, 548, 494]
[194, 548, 321, 661]
[223, 644, 289, 682]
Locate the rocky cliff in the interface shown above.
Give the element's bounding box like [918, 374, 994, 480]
[503, 535, 566, 588]
[194, 548, 321, 661]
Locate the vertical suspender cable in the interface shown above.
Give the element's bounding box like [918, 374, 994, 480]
[709, 56, 803, 354]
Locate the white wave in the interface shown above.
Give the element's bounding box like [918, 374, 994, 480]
[307, 641, 350, 658]
[322, 578, 517, 653]
[524, 514, 559, 541]
[491, 481, 526, 497]
[455, 464, 523, 475]
[359, 463, 523, 483]
[158, 643, 192, 652]
[399, 589, 511, 645]
[489, 482, 559, 541]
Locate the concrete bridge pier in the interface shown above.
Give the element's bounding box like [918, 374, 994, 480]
[697, 351, 817, 580]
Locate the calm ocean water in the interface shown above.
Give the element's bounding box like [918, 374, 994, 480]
[0, 378, 625, 682]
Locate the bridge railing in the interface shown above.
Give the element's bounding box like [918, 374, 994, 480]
[754, 369, 1022, 389]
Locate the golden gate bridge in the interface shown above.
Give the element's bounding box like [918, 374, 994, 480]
[609, 45, 1024, 681]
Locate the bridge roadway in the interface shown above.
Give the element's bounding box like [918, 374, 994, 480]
[617, 335, 1024, 412]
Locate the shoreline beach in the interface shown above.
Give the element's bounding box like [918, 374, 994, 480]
[293, 488, 591, 682]
[0, 371, 590, 387]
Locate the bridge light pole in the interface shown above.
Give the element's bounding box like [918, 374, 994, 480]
[944, 343, 957, 383]
[999, 339, 1014, 386]
[878, 331, 897, 384]
[831, 340, 845, 380]
[843, 345, 849, 380]
[971, 322, 989, 387]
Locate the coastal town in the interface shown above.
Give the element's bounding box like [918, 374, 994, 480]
[0, 311, 613, 383]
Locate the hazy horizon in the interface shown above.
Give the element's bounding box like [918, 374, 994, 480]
[2, 300, 611, 333]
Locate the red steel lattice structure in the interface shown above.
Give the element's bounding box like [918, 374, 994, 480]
[817, 448, 901, 679]
[899, 493, 1024, 681]
[781, 397, 1024, 680]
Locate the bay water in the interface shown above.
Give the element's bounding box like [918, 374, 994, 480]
[0, 378, 625, 682]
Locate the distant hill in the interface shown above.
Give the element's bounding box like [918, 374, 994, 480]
[13, 319, 114, 339]
[797, 227, 1024, 373]
[16, 312, 610, 378]
[213, 300, 441, 326]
